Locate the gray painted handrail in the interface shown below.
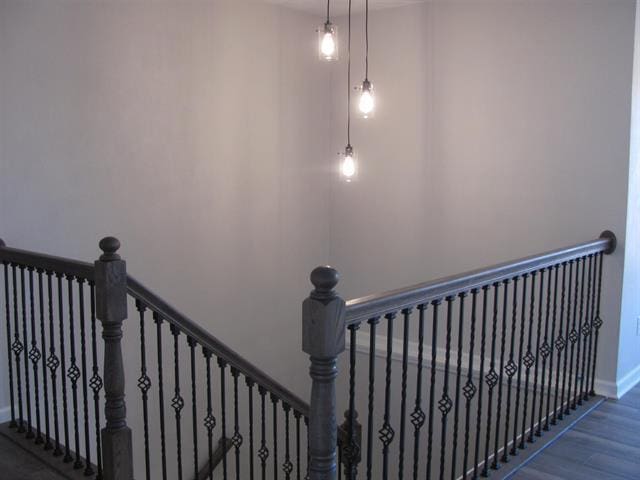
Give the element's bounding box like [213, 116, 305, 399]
[345, 231, 617, 326]
[127, 275, 310, 417]
[0, 244, 95, 281]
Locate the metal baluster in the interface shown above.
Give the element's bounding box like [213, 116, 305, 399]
[441, 297, 454, 480]
[231, 368, 244, 480]
[154, 312, 168, 480]
[65, 275, 82, 468]
[472, 288, 488, 478]
[493, 280, 509, 468]
[346, 323, 359, 480]
[20, 266, 34, 439]
[11, 265, 25, 433]
[560, 261, 574, 417]
[304, 416, 310, 480]
[502, 278, 518, 462]
[427, 300, 441, 479]
[512, 274, 528, 454]
[27, 268, 43, 444]
[135, 301, 152, 480]
[46, 272, 61, 455]
[589, 253, 604, 395]
[89, 282, 103, 479]
[190, 338, 199, 479]
[520, 272, 536, 448]
[451, 293, 466, 479]
[572, 258, 586, 409]
[566, 259, 580, 413]
[482, 285, 499, 476]
[552, 265, 567, 424]
[37, 270, 51, 449]
[204, 349, 216, 480]
[365, 317, 379, 480]
[248, 379, 257, 480]
[585, 255, 597, 399]
[171, 324, 185, 480]
[399, 309, 410, 480]
[379, 312, 395, 479]
[411, 305, 427, 480]
[77, 280, 94, 475]
[462, 290, 478, 479]
[219, 358, 229, 480]
[259, 386, 269, 480]
[294, 411, 301, 480]
[284, 405, 293, 479]
[529, 270, 545, 442]
[56, 273, 72, 461]
[544, 265, 559, 430]
[3, 262, 16, 428]
[271, 394, 279, 480]
[536, 269, 552, 436]
[579, 256, 593, 403]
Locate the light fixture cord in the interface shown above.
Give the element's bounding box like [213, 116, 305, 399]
[326, 0, 330, 23]
[365, 0, 369, 79]
[347, 0, 352, 144]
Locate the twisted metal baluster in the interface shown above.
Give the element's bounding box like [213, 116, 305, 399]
[3, 262, 16, 428]
[46, 272, 61, 455]
[65, 275, 83, 468]
[528, 269, 545, 442]
[561, 261, 574, 416]
[346, 323, 360, 480]
[171, 324, 185, 480]
[451, 294, 466, 479]
[248, 378, 256, 480]
[566, 259, 581, 413]
[20, 266, 34, 439]
[365, 317, 380, 480]
[492, 280, 509, 468]
[585, 255, 597, 399]
[189, 338, 199, 479]
[77, 280, 93, 474]
[283, 404, 293, 479]
[154, 312, 168, 480]
[589, 253, 604, 395]
[27, 268, 43, 444]
[89, 283, 103, 479]
[219, 358, 229, 480]
[482, 285, 499, 475]
[473, 288, 489, 478]
[440, 297, 454, 480]
[294, 411, 301, 480]
[552, 264, 568, 424]
[258, 386, 269, 480]
[231, 368, 244, 480]
[411, 305, 427, 480]
[271, 394, 279, 480]
[11, 265, 25, 433]
[379, 312, 396, 479]
[37, 270, 51, 449]
[536, 269, 552, 437]
[399, 309, 411, 480]
[520, 272, 536, 448]
[579, 255, 594, 403]
[512, 274, 528, 454]
[544, 265, 560, 430]
[427, 300, 441, 479]
[56, 273, 72, 461]
[462, 290, 478, 479]
[572, 258, 586, 409]
[502, 278, 519, 462]
[204, 349, 216, 480]
[135, 301, 152, 480]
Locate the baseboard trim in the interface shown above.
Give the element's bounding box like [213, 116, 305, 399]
[598, 362, 640, 399]
[0, 406, 11, 423]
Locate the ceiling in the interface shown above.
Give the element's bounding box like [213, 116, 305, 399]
[262, 0, 428, 16]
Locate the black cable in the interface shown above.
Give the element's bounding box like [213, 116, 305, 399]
[365, 0, 369, 79]
[347, 0, 352, 145]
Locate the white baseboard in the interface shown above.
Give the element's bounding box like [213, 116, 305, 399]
[0, 406, 11, 423]
[595, 362, 640, 399]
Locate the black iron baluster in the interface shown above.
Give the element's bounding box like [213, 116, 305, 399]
[560, 261, 574, 417]
[89, 282, 103, 479]
[462, 290, 478, 479]
[294, 411, 301, 480]
[77, 280, 93, 475]
[11, 265, 24, 433]
[56, 273, 72, 461]
[379, 312, 395, 479]
[398, 309, 410, 480]
[566, 259, 580, 413]
[3, 262, 16, 428]
[544, 266, 559, 430]
[589, 253, 604, 396]
[472, 288, 488, 478]
[231, 368, 244, 480]
[171, 324, 185, 480]
[46, 272, 61, 455]
[154, 312, 168, 480]
[482, 285, 499, 476]
[258, 386, 269, 480]
[66, 275, 82, 468]
[27, 268, 43, 444]
[427, 300, 441, 479]
[536, 269, 552, 436]
[585, 255, 597, 400]
[440, 297, 454, 480]
[271, 394, 279, 480]
[411, 305, 427, 480]
[283, 404, 293, 479]
[520, 272, 536, 448]
[346, 322, 359, 480]
[529, 269, 545, 442]
[20, 266, 34, 439]
[552, 264, 567, 424]
[135, 301, 152, 480]
[579, 256, 593, 403]
[451, 294, 466, 479]
[204, 349, 216, 480]
[365, 317, 379, 480]
[493, 280, 509, 468]
[572, 258, 586, 409]
[512, 273, 528, 454]
[219, 358, 229, 480]
[502, 278, 518, 462]
[37, 270, 51, 449]
[189, 338, 199, 479]
[248, 378, 256, 480]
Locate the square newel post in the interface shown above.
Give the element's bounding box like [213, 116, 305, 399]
[303, 266, 346, 480]
[95, 237, 133, 480]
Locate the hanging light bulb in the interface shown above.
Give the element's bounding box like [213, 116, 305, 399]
[318, 1, 338, 61]
[358, 79, 375, 118]
[340, 144, 357, 181]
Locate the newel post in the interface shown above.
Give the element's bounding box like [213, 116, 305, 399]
[95, 237, 133, 480]
[303, 266, 346, 480]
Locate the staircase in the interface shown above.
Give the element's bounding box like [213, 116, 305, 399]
[0, 231, 617, 479]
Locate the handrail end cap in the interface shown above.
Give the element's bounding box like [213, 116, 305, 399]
[600, 230, 617, 255]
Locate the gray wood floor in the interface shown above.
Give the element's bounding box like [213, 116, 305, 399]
[509, 384, 640, 479]
[0, 434, 67, 479]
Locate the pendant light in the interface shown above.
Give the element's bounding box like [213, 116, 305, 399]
[318, 0, 338, 61]
[340, 0, 357, 181]
[358, 0, 375, 118]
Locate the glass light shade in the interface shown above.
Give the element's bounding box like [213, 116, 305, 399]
[318, 22, 338, 61]
[357, 79, 375, 118]
[340, 145, 357, 182]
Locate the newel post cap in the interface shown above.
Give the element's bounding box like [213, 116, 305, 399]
[310, 266, 339, 300]
[99, 236, 121, 261]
